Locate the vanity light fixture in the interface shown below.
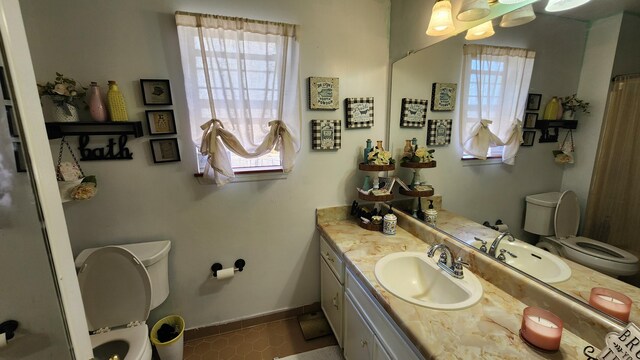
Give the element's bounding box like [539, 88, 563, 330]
[457, 0, 491, 22]
[426, 0, 456, 36]
[465, 20, 495, 40]
[500, 5, 536, 27]
[545, 0, 592, 12]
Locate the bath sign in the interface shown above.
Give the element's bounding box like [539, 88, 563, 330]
[584, 323, 640, 359]
[346, 97, 374, 128]
[431, 82, 457, 111]
[309, 77, 339, 110]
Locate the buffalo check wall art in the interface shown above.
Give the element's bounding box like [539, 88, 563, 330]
[427, 119, 452, 146]
[400, 98, 428, 128]
[345, 97, 374, 128]
[311, 120, 341, 150]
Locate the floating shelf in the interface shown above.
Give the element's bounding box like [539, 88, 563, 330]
[400, 161, 437, 169]
[398, 187, 434, 197]
[45, 121, 144, 139]
[534, 120, 578, 143]
[358, 163, 395, 172]
[358, 192, 394, 202]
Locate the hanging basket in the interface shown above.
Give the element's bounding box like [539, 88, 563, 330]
[553, 130, 575, 164]
[56, 137, 97, 202]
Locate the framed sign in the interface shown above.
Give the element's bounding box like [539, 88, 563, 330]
[146, 110, 177, 135]
[308, 77, 339, 110]
[431, 83, 457, 111]
[400, 98, 427, 128]
[524, 112, 538, 129]
[345, 97, 374, 128]
[140, 79, 173, 105]
[150, 138, 181, 163]
[311, 119, 341, 150]
[426, 119, 452, 146]
[522, 131, 536, 146]
[527, 93, 542, 110]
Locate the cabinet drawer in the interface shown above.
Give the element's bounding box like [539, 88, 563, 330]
[321, 236, 344, 283]
[321, 257, 343, 347]
[346, 269, 423, 360]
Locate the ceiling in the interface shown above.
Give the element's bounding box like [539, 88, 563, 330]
[532, 0, 640, 21]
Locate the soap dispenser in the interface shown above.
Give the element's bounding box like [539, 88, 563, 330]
[425, 200, 438, 226]
[383, 205, 397, 235]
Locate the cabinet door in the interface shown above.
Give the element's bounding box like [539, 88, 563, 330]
[344, 294, 374, 360]
[321, 257, 343, 347]
[373, 336, 392, 360]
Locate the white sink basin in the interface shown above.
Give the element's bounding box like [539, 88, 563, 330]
[374, 251, 483, 310]
[498, 241, 572, 284]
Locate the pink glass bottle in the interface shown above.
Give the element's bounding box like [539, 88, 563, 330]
[88, 82, 107, 122]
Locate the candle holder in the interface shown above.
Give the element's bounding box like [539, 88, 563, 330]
[520, 307, 563, 352]
[589, 287, 632, 322]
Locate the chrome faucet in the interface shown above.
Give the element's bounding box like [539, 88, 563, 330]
[427, 244, 469, 279]
[488, 232, 515, 257]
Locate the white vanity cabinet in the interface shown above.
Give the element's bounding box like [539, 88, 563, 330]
[344, 294, 392, 360]
[320, 236, 344, 347]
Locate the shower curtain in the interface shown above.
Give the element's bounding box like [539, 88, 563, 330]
[584, 75, 640, 262]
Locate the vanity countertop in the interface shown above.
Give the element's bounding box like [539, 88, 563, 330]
[435, 209, 640, 325]
[317, 208, 595, 359]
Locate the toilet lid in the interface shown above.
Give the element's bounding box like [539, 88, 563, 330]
[554, 190, 580, 238]
[78, 246, 151, 332]
[563, 237, 640, 264]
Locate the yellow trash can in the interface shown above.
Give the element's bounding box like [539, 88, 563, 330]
[150, 315, 185, 360]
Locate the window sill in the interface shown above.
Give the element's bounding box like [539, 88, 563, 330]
[193, 168, 288, 183]
[461, 156, 503, 166]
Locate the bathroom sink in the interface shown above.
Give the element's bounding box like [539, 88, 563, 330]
[374, 252, 483, 310]
[499, 241, 571, 284]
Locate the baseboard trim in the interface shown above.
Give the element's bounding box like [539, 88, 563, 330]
[184, 302, 321, 341]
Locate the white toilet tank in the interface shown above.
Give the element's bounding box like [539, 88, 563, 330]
[524, 192, 561, 236]
[75, 240, 171, 310]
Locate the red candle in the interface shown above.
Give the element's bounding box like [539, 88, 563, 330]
[520, 307, 563, 351]
[589, 287, 632, 322]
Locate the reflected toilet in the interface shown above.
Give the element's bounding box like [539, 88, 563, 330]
[525, 191, 639, 277]
[75, 240, 171, 360]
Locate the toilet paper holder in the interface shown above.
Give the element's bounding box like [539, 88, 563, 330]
[0, 320, 18, 343]
[211, 259, 246, 277]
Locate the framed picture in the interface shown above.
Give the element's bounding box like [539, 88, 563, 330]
[426, 119, 452, 146]
[140, 79, 173, 105]
[524, 112, 538, 129]
[13, 142, 26, 172]
[146, 110, 177, 135]
[0, 67, 10, 101]
[6, 105, 18, 137]
[527, 93, 542, 110]
[150, 138, 181, 163]
[522, 131, 536, 146]
[345, 97, 374, 128]
[311, 120, 341, 150]
[308, 77, 339, 110]
[400, 98, 428, 128]
[431, 83, 457, 111]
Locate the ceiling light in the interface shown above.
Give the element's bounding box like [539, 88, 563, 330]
[458, 0, 491, 22]
[500, 5, 536, 27]
[465, 20, 495, 40]
[426, 0, 456, 37]
[545, 0, 592, 12]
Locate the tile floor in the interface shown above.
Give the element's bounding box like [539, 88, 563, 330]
[183, 317, 338, 360]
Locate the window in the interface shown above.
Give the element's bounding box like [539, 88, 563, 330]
[176, 13, 300, 185]
[459, 44, 535, 164]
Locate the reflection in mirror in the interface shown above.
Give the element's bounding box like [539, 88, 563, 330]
[388, 4, 640, 326]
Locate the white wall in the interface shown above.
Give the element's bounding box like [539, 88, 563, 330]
[612, 13, 640, 76]
[389, 14, 588, 242]
[560, 14, 623, 228]
[20, 0, 390, 329]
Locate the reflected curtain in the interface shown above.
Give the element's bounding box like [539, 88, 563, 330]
[584, 75, 640, 256]
[459, 45, 534, 164]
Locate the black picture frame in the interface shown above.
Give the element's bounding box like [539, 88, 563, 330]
[6, 105, 18, 137]
[150, 138, 181, 163]
[311, 119, 341, 150]
[522, 131, 536, 146]
[140, 79, 173, 105]
[13, 142, 26, 172]
[527, 93, 542, 110]
[400, 98, 427, 128]
[524, 112, 538, 129]
[146, 110, 177, 135]
[345, 97, 374, 128]
[0, 67, 10, 101]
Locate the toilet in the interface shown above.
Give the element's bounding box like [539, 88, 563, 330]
[74, 240, 171, 360]
[525, 191, 639, 277]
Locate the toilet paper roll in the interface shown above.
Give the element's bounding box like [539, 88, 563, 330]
[495, 224, 509, 232]
[216, 267, 235, 280]
[0, 332, 7, 348]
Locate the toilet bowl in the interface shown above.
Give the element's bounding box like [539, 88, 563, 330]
[75, 240, 171, 360]
[525, 191, 639, 277]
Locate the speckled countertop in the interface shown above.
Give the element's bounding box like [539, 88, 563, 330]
[317, 207, 596, 359]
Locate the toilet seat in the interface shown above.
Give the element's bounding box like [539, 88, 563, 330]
[91, 325, 152, 360]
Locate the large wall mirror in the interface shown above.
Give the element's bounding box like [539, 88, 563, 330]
[388, 2, 640, 326]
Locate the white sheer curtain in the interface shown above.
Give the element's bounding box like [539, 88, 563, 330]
[176, 12, 300, 185]
[459, 44, 535, 164]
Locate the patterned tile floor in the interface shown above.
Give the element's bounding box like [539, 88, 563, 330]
[183, 317, 338, 360]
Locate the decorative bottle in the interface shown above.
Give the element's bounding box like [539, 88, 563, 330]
[403, 140, 413, 155]
[88, 82, 107, 122]
[376, 140, 384, 151]
[363, 139, 373, 163]
[425, 200, 438, 226]
[107, 81, 129, 122]
[543, 97, 560, 120]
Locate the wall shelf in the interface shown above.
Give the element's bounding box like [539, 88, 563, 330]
[45, 121, 144, 139]
[534, 120, 578, 143]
